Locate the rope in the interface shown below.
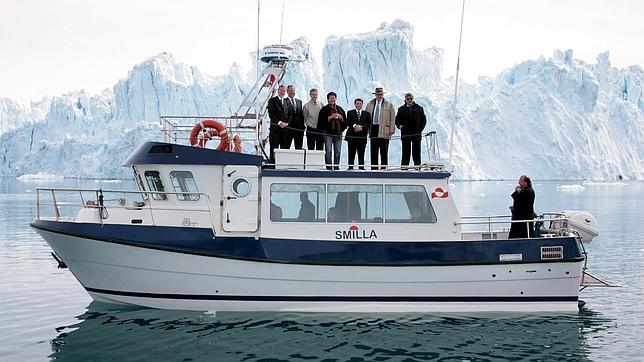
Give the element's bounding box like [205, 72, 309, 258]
[268, 122, 433, 140]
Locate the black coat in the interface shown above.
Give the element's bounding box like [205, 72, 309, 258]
[395, 102, 427, 136]
[345, 109, 372, 141]
[285, 97, 305, 131]
[267, 96, 287, 132]
[318, 104, 347, 135]
[508, 185, 536, 238]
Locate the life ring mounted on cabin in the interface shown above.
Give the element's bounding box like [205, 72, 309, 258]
[189, 120, 230, 151]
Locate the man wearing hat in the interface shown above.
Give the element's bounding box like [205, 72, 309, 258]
[365, 87, 396, 170]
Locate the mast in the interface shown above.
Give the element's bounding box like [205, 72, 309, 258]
[279, 0, 286, 44]
[448, 0, 466, 171]
[257, 0, 260, 82]
[256, 0, 261, 153]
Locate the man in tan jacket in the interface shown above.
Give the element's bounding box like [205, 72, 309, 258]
[365, 87, 396, 170]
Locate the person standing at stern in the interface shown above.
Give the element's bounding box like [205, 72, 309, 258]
[508, 175, 536, 239]
[395, 93, 427, 169]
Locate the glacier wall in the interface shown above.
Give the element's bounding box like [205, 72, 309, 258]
[1, 20, 642, 180]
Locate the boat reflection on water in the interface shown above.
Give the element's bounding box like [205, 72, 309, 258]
[50, 302, 612, 361]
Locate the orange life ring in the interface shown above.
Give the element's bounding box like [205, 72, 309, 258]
[189, 120, 230, 151]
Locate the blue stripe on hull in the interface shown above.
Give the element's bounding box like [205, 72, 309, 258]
[31, 220, 583, 266]
[86, 287, 578, 302]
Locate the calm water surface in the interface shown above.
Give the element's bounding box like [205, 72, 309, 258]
[1, 177, 642, 361]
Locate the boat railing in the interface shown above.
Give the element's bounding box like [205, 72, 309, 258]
[160, 116, 445, 168]
[457, 213, 570, 239]
[264, 163, 446, 172]
[160, 55, 293, 153]
[161, 116, 258, 144]
[35, 187, 217, 233]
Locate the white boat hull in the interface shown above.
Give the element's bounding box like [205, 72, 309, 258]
[37, 229, 584, 313]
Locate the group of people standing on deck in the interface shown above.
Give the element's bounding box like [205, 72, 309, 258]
[267, 85, 427, 170]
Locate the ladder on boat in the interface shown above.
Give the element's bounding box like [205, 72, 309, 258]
[578, 238, 618, 291]
[580, 271, 617, 291]
[231, 57, 290, 156]
[159, 45, 298, 158]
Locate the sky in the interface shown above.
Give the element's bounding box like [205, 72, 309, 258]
[0, 0, 642, 105]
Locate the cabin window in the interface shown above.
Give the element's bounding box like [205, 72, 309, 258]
[270, 184, 326, 222]
[132, 166, 148, 200]
[327, 184, 383, 223]
[231, 178, 251, 198]
[170, 171, 200, 201]
[385, 185, 437, 223]
[144, 171, 167, 200]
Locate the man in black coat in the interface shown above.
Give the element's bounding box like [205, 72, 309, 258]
[285, 84, 305, 149]
[395, 93, 427, 168]
[267, 84, 289, 163]
[345, 98, 372, 170]
[508, 175, 536, 239]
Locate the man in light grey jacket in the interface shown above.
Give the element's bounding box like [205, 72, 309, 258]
[365, 87, 396, 170]
[302, 88, 324, 150]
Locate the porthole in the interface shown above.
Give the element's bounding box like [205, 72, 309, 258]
[232, 178, 251, 198]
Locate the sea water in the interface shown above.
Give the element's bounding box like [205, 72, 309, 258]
[1, 177, 642, 361]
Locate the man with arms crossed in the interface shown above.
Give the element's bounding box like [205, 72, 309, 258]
[302, 88, 324, 150]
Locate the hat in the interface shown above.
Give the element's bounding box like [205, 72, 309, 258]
[372, 87, 385, 95]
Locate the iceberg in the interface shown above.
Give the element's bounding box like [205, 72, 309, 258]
[1, 20, 642, 180]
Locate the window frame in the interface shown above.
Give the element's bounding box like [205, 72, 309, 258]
[132, 166, 149, 200]
[169, 171, 200, 201]
[384, 184, 437, 224]
[144, 170, 167, 200]
[326, 184, 384, 223]
[268, 182, 437, 224]
[269, 183, 327, 222]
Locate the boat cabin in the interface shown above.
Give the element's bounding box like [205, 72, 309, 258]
[115, 142, 461, 241]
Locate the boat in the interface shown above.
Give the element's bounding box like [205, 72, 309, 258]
[30, 45, 612, 313]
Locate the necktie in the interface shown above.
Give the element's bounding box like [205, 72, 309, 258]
[357, 111, 361, 118]
[373, 102, 380, 125]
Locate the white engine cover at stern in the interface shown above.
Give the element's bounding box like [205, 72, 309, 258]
[561, 210, 599, 243]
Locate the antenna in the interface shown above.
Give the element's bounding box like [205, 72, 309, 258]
[448, 0, 466, 171]
[256, 0, 261, 150]
[257, 0, 260, 82]
[279, 0, 286, 44]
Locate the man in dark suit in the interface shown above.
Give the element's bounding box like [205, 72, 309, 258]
[286, 85, 305, 149]
[395, 92, 427, 168]
[267, 84, 289, 163]
[345, 98, 372, 170]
